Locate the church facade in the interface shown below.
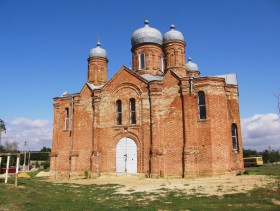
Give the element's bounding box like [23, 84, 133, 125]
[50, 20, 244, 178]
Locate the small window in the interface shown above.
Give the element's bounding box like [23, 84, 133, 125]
[130, 98, 136, 124]
[160, 56, 164, 72]
[232, 123, 238, 150]
[116, 100, 122, 125]
[139, 53, 145, 70]
[65, 108, 70, 130]
[198, 91, 206, 119]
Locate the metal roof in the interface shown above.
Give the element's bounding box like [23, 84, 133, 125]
[186, 57, 199, 71]
[131, 20, 163, 47]
[141, 74, 164, 81]
[163, 24, 184, 43]
[214, 73, 238, 85]
[89, 42, 107, 59]
[87, 83, 104, 90]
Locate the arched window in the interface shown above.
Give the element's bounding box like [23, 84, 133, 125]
[198, 91, 206, 119]
[130, 98, 136, 124]
[232, 123, 239, 151]
[65, 107, 70, 130]
[139, 53, 145, 70]
[116, 100, 122, 125]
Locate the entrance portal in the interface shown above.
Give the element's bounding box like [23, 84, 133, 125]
[116, 137, 137, 173]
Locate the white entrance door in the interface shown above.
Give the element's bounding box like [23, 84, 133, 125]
[116, 137, 137, 173]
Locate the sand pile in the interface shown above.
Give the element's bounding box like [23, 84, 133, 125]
[36, 171, 50, 177]
[18, 172, 30, 178]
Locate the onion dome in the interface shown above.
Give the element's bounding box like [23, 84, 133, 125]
[163, 24, 184, 43]
[186, 57, 199, 71]
[131, 19, 163, 47]
[89, 41, 107, 59]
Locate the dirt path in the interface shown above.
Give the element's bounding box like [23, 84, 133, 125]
[47, 174, 276, 196]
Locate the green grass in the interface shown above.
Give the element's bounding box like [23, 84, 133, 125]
[244, 164, 280, 177]
[0, 166, 280, 210]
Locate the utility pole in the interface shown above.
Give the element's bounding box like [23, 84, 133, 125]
[0, 119, 6, 147]
[23, 141, 27, 171]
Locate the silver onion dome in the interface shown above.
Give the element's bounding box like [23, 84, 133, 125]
[163, 24, 184, 43]
[131, 19, 163, 47]
[89, 41, 107, 59]
[186, 57, 199, 71]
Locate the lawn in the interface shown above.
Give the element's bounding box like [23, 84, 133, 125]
[0, 165, 279, 210]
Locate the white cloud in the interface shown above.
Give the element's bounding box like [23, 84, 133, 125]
[241, 113, 280, 151]
[1, 114, 279, 152]
[1, 117, 52, 151]
[9, 117, 51, 128]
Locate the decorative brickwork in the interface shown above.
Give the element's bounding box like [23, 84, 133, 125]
[50, 21, 244, 179]
[87, 57, 108, 85]
[163, 40, 187, 76]
[132, 43, 164, 75]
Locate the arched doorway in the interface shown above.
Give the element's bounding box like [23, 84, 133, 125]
[116, 137, 137, 173]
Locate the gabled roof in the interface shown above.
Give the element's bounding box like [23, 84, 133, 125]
[102, 66, 149, 89]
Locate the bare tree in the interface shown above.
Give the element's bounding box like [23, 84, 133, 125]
[4, 140, 18, 152]
[274, 93, 280, 114]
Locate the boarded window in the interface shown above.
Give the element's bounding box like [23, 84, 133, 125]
[116, 100, 122, 125]
[232, 123, 238, 150]
[130, 98, 136, 124]
[198, 91, 206, 119]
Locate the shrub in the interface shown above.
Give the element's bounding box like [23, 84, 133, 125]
[84, 170, 89, 179]
[236, 171, 242, 176]
[243, 170, 249, 174]
[43, 161, 50, 170]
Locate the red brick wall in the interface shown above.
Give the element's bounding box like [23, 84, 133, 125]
[51, 64, 244, 179]
[163, 40, 187, 77]
[87, 57, 108, 85]
[132, 44, 163, 75]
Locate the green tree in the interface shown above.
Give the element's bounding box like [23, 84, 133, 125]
[261, 150, 280, 163]
[243, 149, 259, 158]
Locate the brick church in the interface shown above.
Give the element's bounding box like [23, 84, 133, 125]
[50, 20, 244, 178]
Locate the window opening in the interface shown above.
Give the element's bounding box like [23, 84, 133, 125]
[160, 56, 164, 72]
[198, 91, 206, 119]
[116, 100, 122, 125]
[65, 108, 70, 130]
[130, 98, 136, 124]
[232, 123, 238, 150]
[139, 53, 145, 70]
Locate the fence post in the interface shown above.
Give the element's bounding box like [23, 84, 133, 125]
[0, 157, 2, 175]
[5, 155, 10, 183]
[15, 155, 20, 187]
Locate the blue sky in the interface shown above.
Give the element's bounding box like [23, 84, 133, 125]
[0, 0, 279, 151]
